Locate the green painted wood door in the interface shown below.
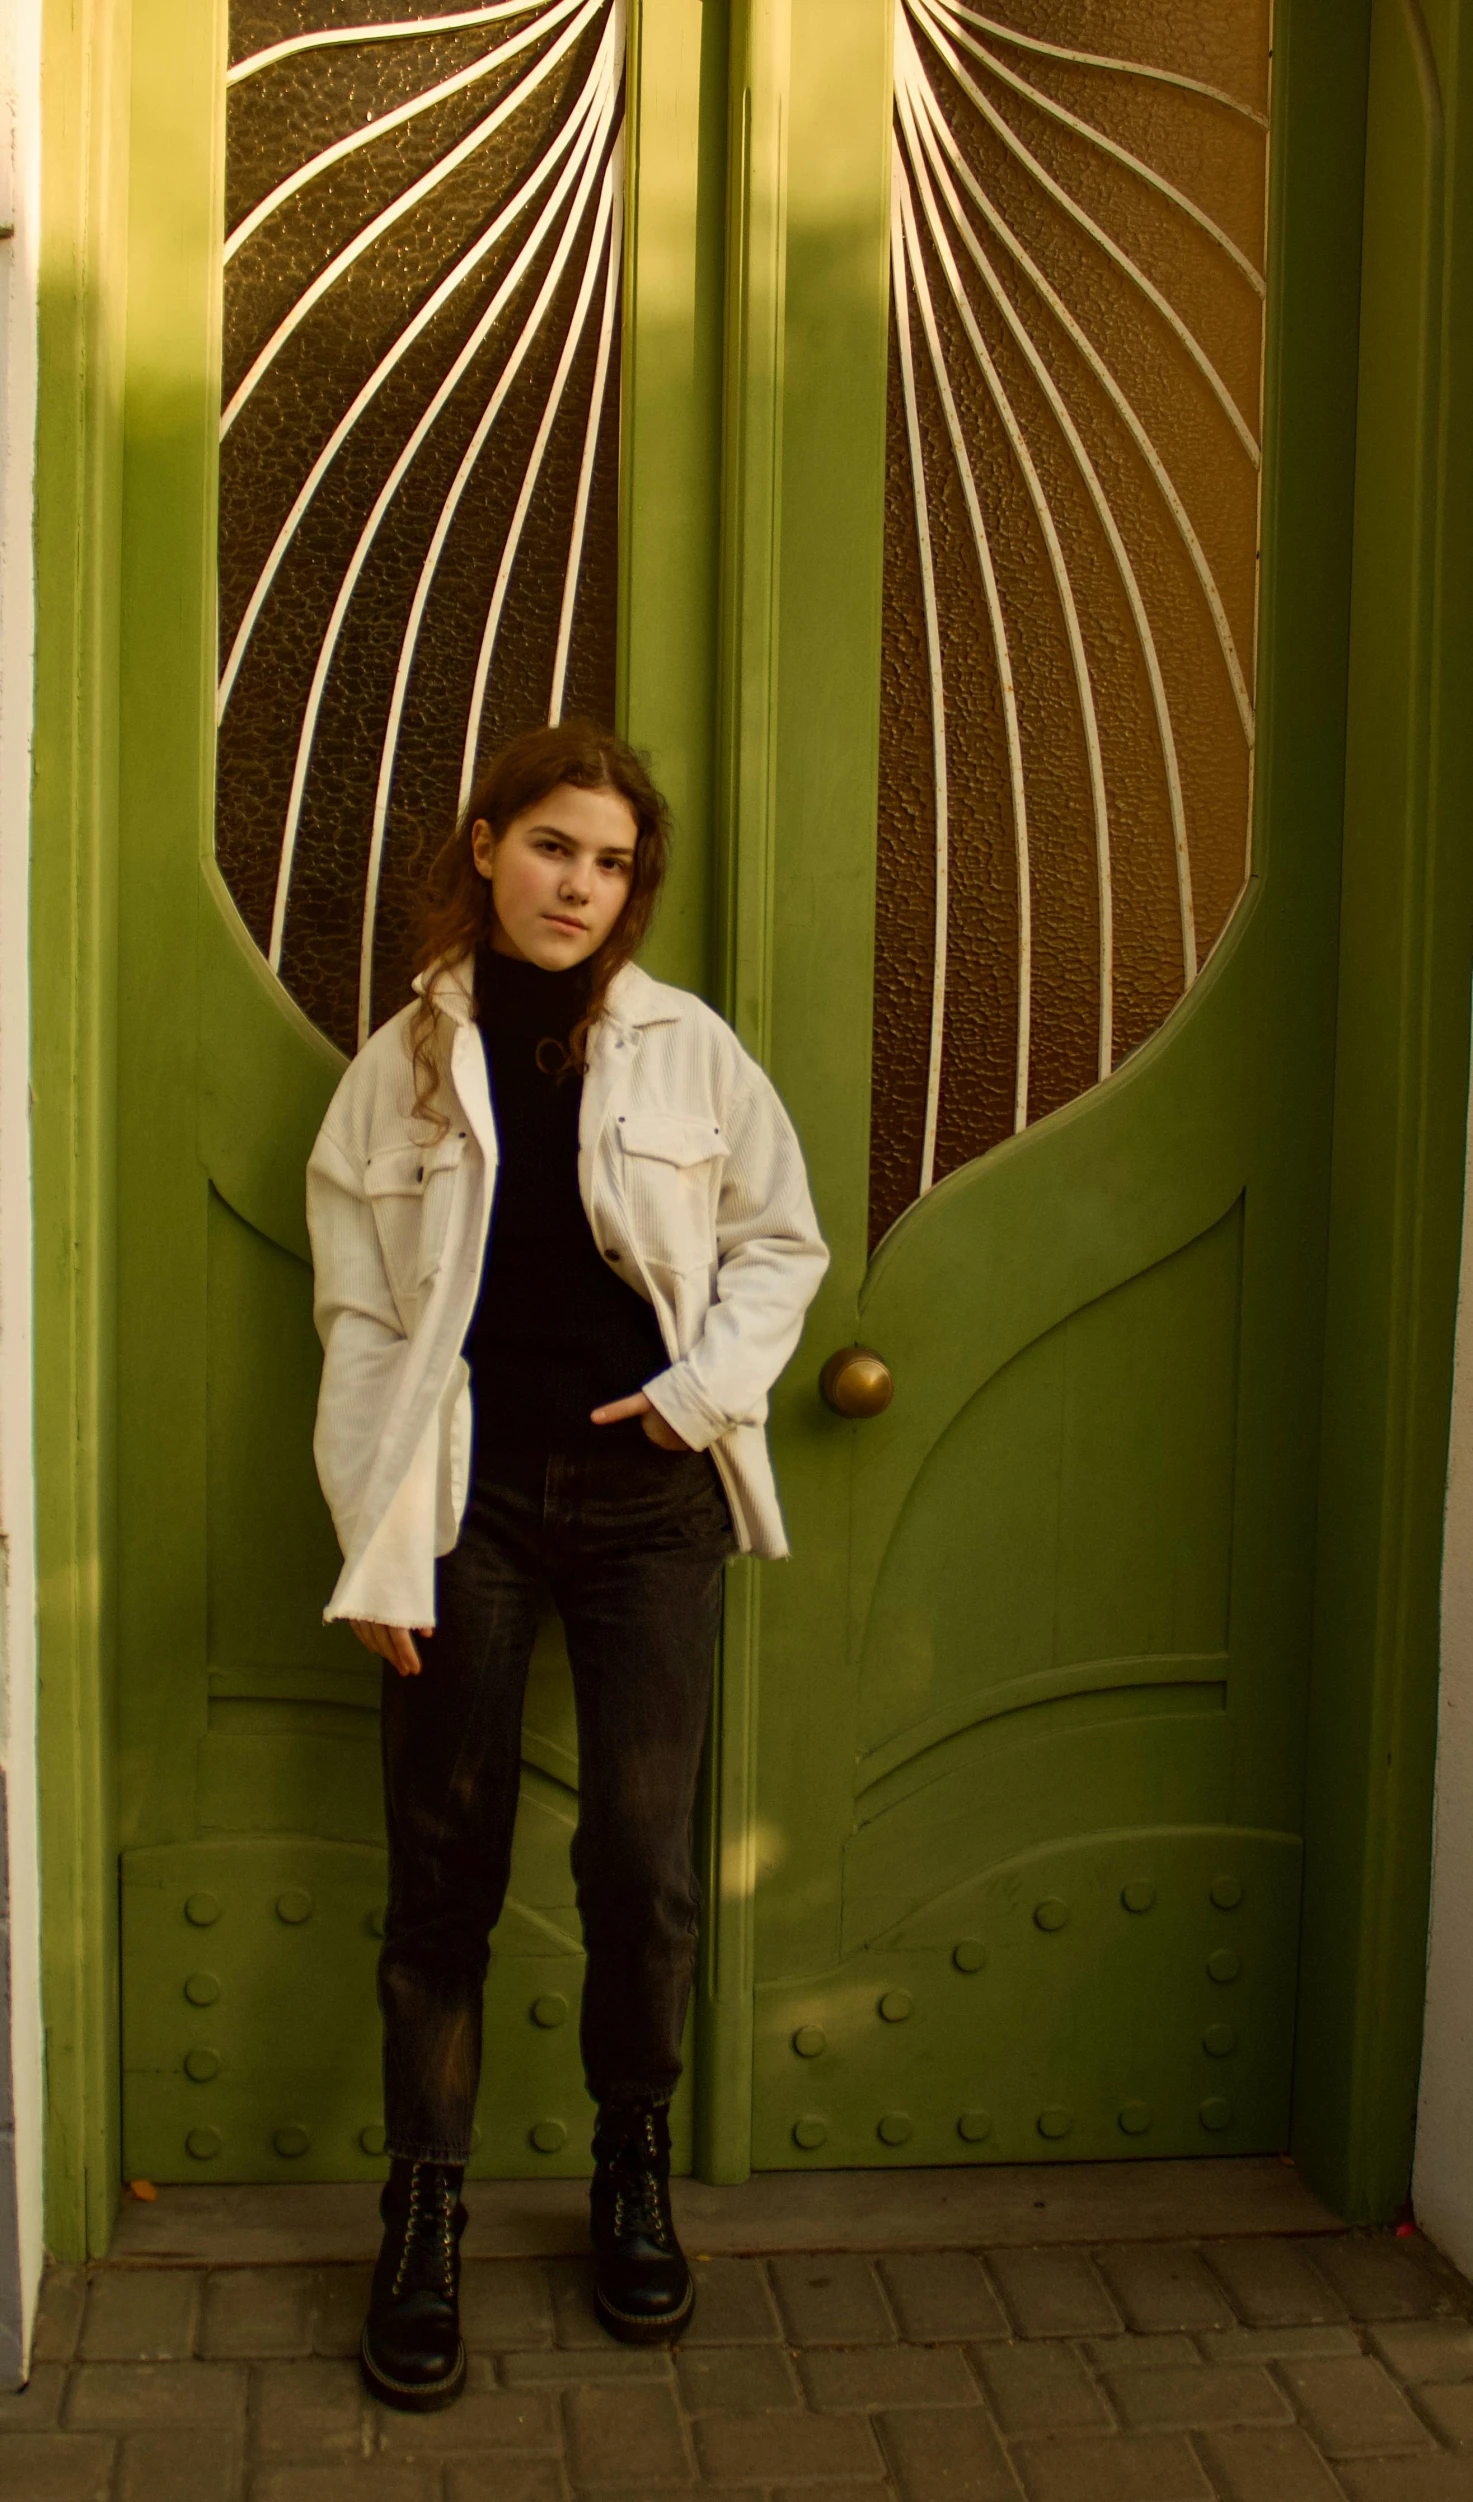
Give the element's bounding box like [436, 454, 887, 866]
[116, 0, 730, 2184]
[743, 0, 1368, 2168]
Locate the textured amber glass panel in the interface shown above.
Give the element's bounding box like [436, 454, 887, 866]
[219, 0, 624, 1052]
[872, 0, 1271, 1244]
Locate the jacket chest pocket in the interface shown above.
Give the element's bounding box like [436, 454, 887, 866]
[365, 1132, 467, 1307]
[616, 1111, 727, 1274]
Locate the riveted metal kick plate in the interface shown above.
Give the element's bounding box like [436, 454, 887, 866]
[752, 1827, 1300, 2167]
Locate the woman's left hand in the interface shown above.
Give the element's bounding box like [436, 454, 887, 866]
[589, 1390, 693, 1452]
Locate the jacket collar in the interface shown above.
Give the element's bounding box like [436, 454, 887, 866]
[413, 954, 683, 1032]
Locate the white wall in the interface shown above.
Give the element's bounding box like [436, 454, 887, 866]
[0, 0, 44, 2372]
[1415, 1042, 1473, 2275]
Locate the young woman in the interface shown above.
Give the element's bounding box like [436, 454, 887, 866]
[307, 721, 828, 2412]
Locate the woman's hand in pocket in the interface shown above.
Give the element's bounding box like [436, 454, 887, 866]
[589, 1391, 693, 1453]
[350, 1620, 432, 1677]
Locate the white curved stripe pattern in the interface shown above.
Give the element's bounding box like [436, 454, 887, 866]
[550, 176, 623, 727]
[897, 150, 1033, 1139]
[225, 0, 585, 264]
[221, 0, 601, 436]
[898, 71, 1113, 1080]
[219, 29, 607, 718]
[911, 0, 1260, 465]
[940, 4, 1269, 126]
[898, 35, 1198, 982]
[890, 162, 951, 1195]
[926, 0, 1263, 294]
[229, 3, 547, 87]
[264, 17, 620, 969]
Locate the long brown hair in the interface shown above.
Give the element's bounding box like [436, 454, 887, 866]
[407, 720, 671, 1130]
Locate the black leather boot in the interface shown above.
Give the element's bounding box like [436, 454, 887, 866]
[589, 2101, 693, 2344]
[360, 2156, 468, 2411]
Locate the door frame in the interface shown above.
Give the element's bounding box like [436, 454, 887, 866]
[28, 0, 1473, 2255]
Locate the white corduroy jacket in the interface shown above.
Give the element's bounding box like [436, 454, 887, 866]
[306, 955, 830, 1628]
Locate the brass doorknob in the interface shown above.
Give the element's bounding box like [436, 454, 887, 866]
[820, 1346, 894, 1419]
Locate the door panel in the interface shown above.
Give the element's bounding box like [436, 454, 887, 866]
[751, 0, 1357, 2168]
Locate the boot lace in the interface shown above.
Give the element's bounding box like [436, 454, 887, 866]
[392, 2164, 458, 2299]
[609, 2112, 672, 2250]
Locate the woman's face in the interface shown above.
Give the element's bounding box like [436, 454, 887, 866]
[472, 781, 639, 969]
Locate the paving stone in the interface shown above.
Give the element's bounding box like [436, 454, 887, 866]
[1081, 2336, 1201, 2374]
[201, 2269, 317, 2357]
[987, 2250, 1119, 2339]
[1198, 2325, 1362, 2363]
[443, 2469, 567, 2502]
[682, 2258, 783, 2346]
[1370, 2318, 1473, 2382]
[377, 2386, 560, 2453]
[77, 2269, 203, 2361]
[444, 2470, 567, 2502]
[0, 2363, 65, 2430]
[310, 2269, 373, 2360]
[801, 2346, 980, 2412]
[1009, 2431, 1213, 2501]
[546, 2258, 612, 2350]
[878, 2255, 1009, 2345]
[459, 2259, 554, 2350]
[502, 2343, 674, 2383]
[1195, 2425, 1346, 2501]
[1279, 2355, 1436, 2456]
[876, 2405, 1020, 2500]
[1303, 2238, 1450, 2323]
[254, 2361, 366, 2454]
[65, 2361, 247, 2429]
[564, 2381, 691, 2484]
[117, 2426, 246, 2499]
[249, 2471, 437, 2501]
[1092, 2246, 1234, 2334]
[695, 2407, 886, 2482]
[1338, 2464, 1473, 2502]
[1202, 2240, 1349, 2328]
[770, 2256, 896, 2347]
[0, 2434, 116, 2499]
[30, 2269, 88, 2365]
[971, 2341, 1108, 2436]
[774, 2488, 901, 2502]
[675, 2344, 801, 2412]
[1415, 2382, 1473, 2446]
[1103, 2364, 1290, 2430]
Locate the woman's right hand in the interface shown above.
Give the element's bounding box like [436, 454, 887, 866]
[350, 1620, 431, 1677]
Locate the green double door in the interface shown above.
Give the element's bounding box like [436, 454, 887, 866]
[117, 0, 1363, 2182]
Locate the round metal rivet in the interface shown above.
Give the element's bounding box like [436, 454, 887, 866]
[184, 1892, 221, 1927]
[184, 2047, 220, 2083]
[274, 2124, 310, 2157]
[952, 1938, 987, 1973]
[184, 1972, 220, 2007]
[1036, 2106, 1073, 2140]
[878, 1990, 913, 2023]
[531, 1995, 568, 2029]
[359, 2125, 386, 2156]
[1207, 1948, 1241, 1984]
[1118, 2101, 1154, 2135]
[793, 2115, 828, 2150]
[792, 2024, 827, 2058]
[878, 2112, 913, 2146]
[1199, 2096, 1234, 2131]
[185, 2127, 222, 2161]
[1034, 1898, 1069, 1932]
[1203, 2022, 1238, 2058]
[368, 1907, 387, 1939]
[1121, 1880, 1156, 1914]
[276, 1889, 314, 1925]
[530, 2120, 567, 2154]
[1210, 1875, 1244, 1911]
[957, 2108, 992, 2143]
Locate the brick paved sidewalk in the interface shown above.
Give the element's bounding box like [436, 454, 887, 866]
[3, 2226, 1472, 2500]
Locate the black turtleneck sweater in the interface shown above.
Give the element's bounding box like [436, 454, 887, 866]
[465, 947, 668, 1454]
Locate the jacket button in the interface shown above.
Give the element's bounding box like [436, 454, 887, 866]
[605, 1248, 621, 1263]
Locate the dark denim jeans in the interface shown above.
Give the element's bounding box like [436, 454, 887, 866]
[377, 1433, 736, 2163]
